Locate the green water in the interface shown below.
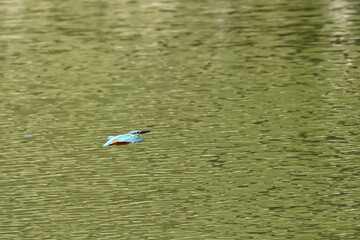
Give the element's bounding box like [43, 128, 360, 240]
[1, 0, 359, 239]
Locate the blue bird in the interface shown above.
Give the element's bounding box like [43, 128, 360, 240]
[103, 130, 150, 147]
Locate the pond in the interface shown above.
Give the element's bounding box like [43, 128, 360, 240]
[0, 0, 359, 239]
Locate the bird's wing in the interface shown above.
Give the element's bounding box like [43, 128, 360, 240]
[106, 136, 115, 141]
[103, 134, 144, 147]
[130, 136, 144, 144]
[117, 135, 144, 144]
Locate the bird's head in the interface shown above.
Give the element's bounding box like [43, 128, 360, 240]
[129, 130, 151, 136]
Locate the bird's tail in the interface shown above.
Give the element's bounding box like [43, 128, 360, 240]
[103, 136, 115, 147]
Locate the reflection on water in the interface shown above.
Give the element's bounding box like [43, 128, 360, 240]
[0, 0, 359, 239]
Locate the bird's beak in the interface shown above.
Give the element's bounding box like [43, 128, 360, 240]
[140, 130, 151, 134]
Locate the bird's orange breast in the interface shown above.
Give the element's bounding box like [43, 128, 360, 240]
[111, 140, 130, 146]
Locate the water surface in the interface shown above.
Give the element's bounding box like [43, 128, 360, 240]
[0, 0, 359, 239]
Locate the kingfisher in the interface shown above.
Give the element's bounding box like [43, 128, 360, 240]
[103, 130, 151, 147]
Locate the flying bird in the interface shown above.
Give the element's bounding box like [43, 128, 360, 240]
[103, 130, 150, 147]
